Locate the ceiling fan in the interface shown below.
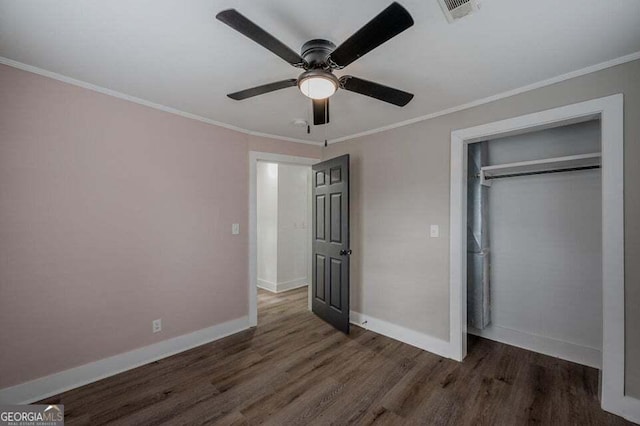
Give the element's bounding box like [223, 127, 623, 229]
[216, 2, 415, 126]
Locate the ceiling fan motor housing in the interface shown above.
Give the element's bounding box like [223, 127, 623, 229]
[300, 39, 336, 68]
[298, 39, 340, 99]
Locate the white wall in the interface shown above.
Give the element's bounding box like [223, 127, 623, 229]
[257, 162, 278, 287]
[473, 121, 603, 367]
[257, 162, 310, 293]
[277, 164, 310, 290]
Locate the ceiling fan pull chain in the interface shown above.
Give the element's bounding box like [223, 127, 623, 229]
[324, 121, 329, 146]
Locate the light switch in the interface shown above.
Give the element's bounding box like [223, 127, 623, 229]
[430, 225, 440, 238]
[232, 223, 240, 235]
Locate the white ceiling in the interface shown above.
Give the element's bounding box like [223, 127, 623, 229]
[1, 0, 639, 144]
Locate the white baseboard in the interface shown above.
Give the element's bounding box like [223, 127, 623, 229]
[276, 278, 308, 293]
[258, 278, 308, 293]
[257, 279, 277, 293]
[0, 316, 250, 404]
[350, 311, 453, 359]
[603, 394, 640, 424]
[469, 324, 601, 369]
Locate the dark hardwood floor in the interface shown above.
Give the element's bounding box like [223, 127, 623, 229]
[41, 287, 633, 425]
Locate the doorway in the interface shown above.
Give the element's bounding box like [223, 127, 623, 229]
[249, 152, 318, 326]
[256, 162, 311, 296]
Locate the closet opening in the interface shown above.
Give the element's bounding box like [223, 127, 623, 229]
[466, 119, 603, 369]
[449, 94, 625, 415]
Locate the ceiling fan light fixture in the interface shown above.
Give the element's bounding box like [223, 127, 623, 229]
[298, 71, 339, 100]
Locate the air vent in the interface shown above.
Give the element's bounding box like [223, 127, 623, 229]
[438, 0, 479, 23]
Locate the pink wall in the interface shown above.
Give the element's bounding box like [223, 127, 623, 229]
[0, 64, 320, 388]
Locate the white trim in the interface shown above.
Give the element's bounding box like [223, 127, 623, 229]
[469, 325, 602, 369]
[329, 51, 640, 144]
[3, 52, 639, 147]
[449, 94, 633, 420]
[257, 278, 308, 293]
[276, 278, 308, 293]
[607, 397, 640, 424]
[257, 279, 278, 293]
[0, 316, 250, 405]
[0, 56, 322, 147]
[306, 167, 313, 312]
[249, 151, 319, 326]
[450, 131, 468, 362]
[350, 311, 452, 359]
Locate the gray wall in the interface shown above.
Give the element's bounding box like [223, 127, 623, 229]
[323, 59, 640, 398]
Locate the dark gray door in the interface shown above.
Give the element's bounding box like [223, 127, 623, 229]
[312, 155, 350, 333]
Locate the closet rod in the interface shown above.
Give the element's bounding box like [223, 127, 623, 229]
[483, 165, 600, 181]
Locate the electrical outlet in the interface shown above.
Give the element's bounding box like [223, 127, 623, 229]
[232, 223, 240, 235]
[152, 319, 162, 333]
[430, 225, 440, 238]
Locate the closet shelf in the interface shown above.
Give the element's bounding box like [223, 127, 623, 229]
[480, 152, 601, 186]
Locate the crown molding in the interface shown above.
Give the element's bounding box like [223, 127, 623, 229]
[328, 50, 640, 144]
[3, 51, 639, 147]
[0, 56, 323, 146]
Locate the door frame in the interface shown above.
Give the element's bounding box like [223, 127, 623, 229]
[249, 151, 320, 326]
[449, 94, 633, 419]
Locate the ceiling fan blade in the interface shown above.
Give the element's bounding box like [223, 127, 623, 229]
[227, 79, 298, 100]
[312, 98, 329, 125]
[340, 76, 413, 106]
[328, 2, 414, 68]
[216, 9, 305, 67]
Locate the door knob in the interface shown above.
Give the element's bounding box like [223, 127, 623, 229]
[340, 249, 352, 256]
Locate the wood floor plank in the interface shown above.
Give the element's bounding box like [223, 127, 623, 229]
[39, 287, 635, 425]
[310, 344, 422, 425]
